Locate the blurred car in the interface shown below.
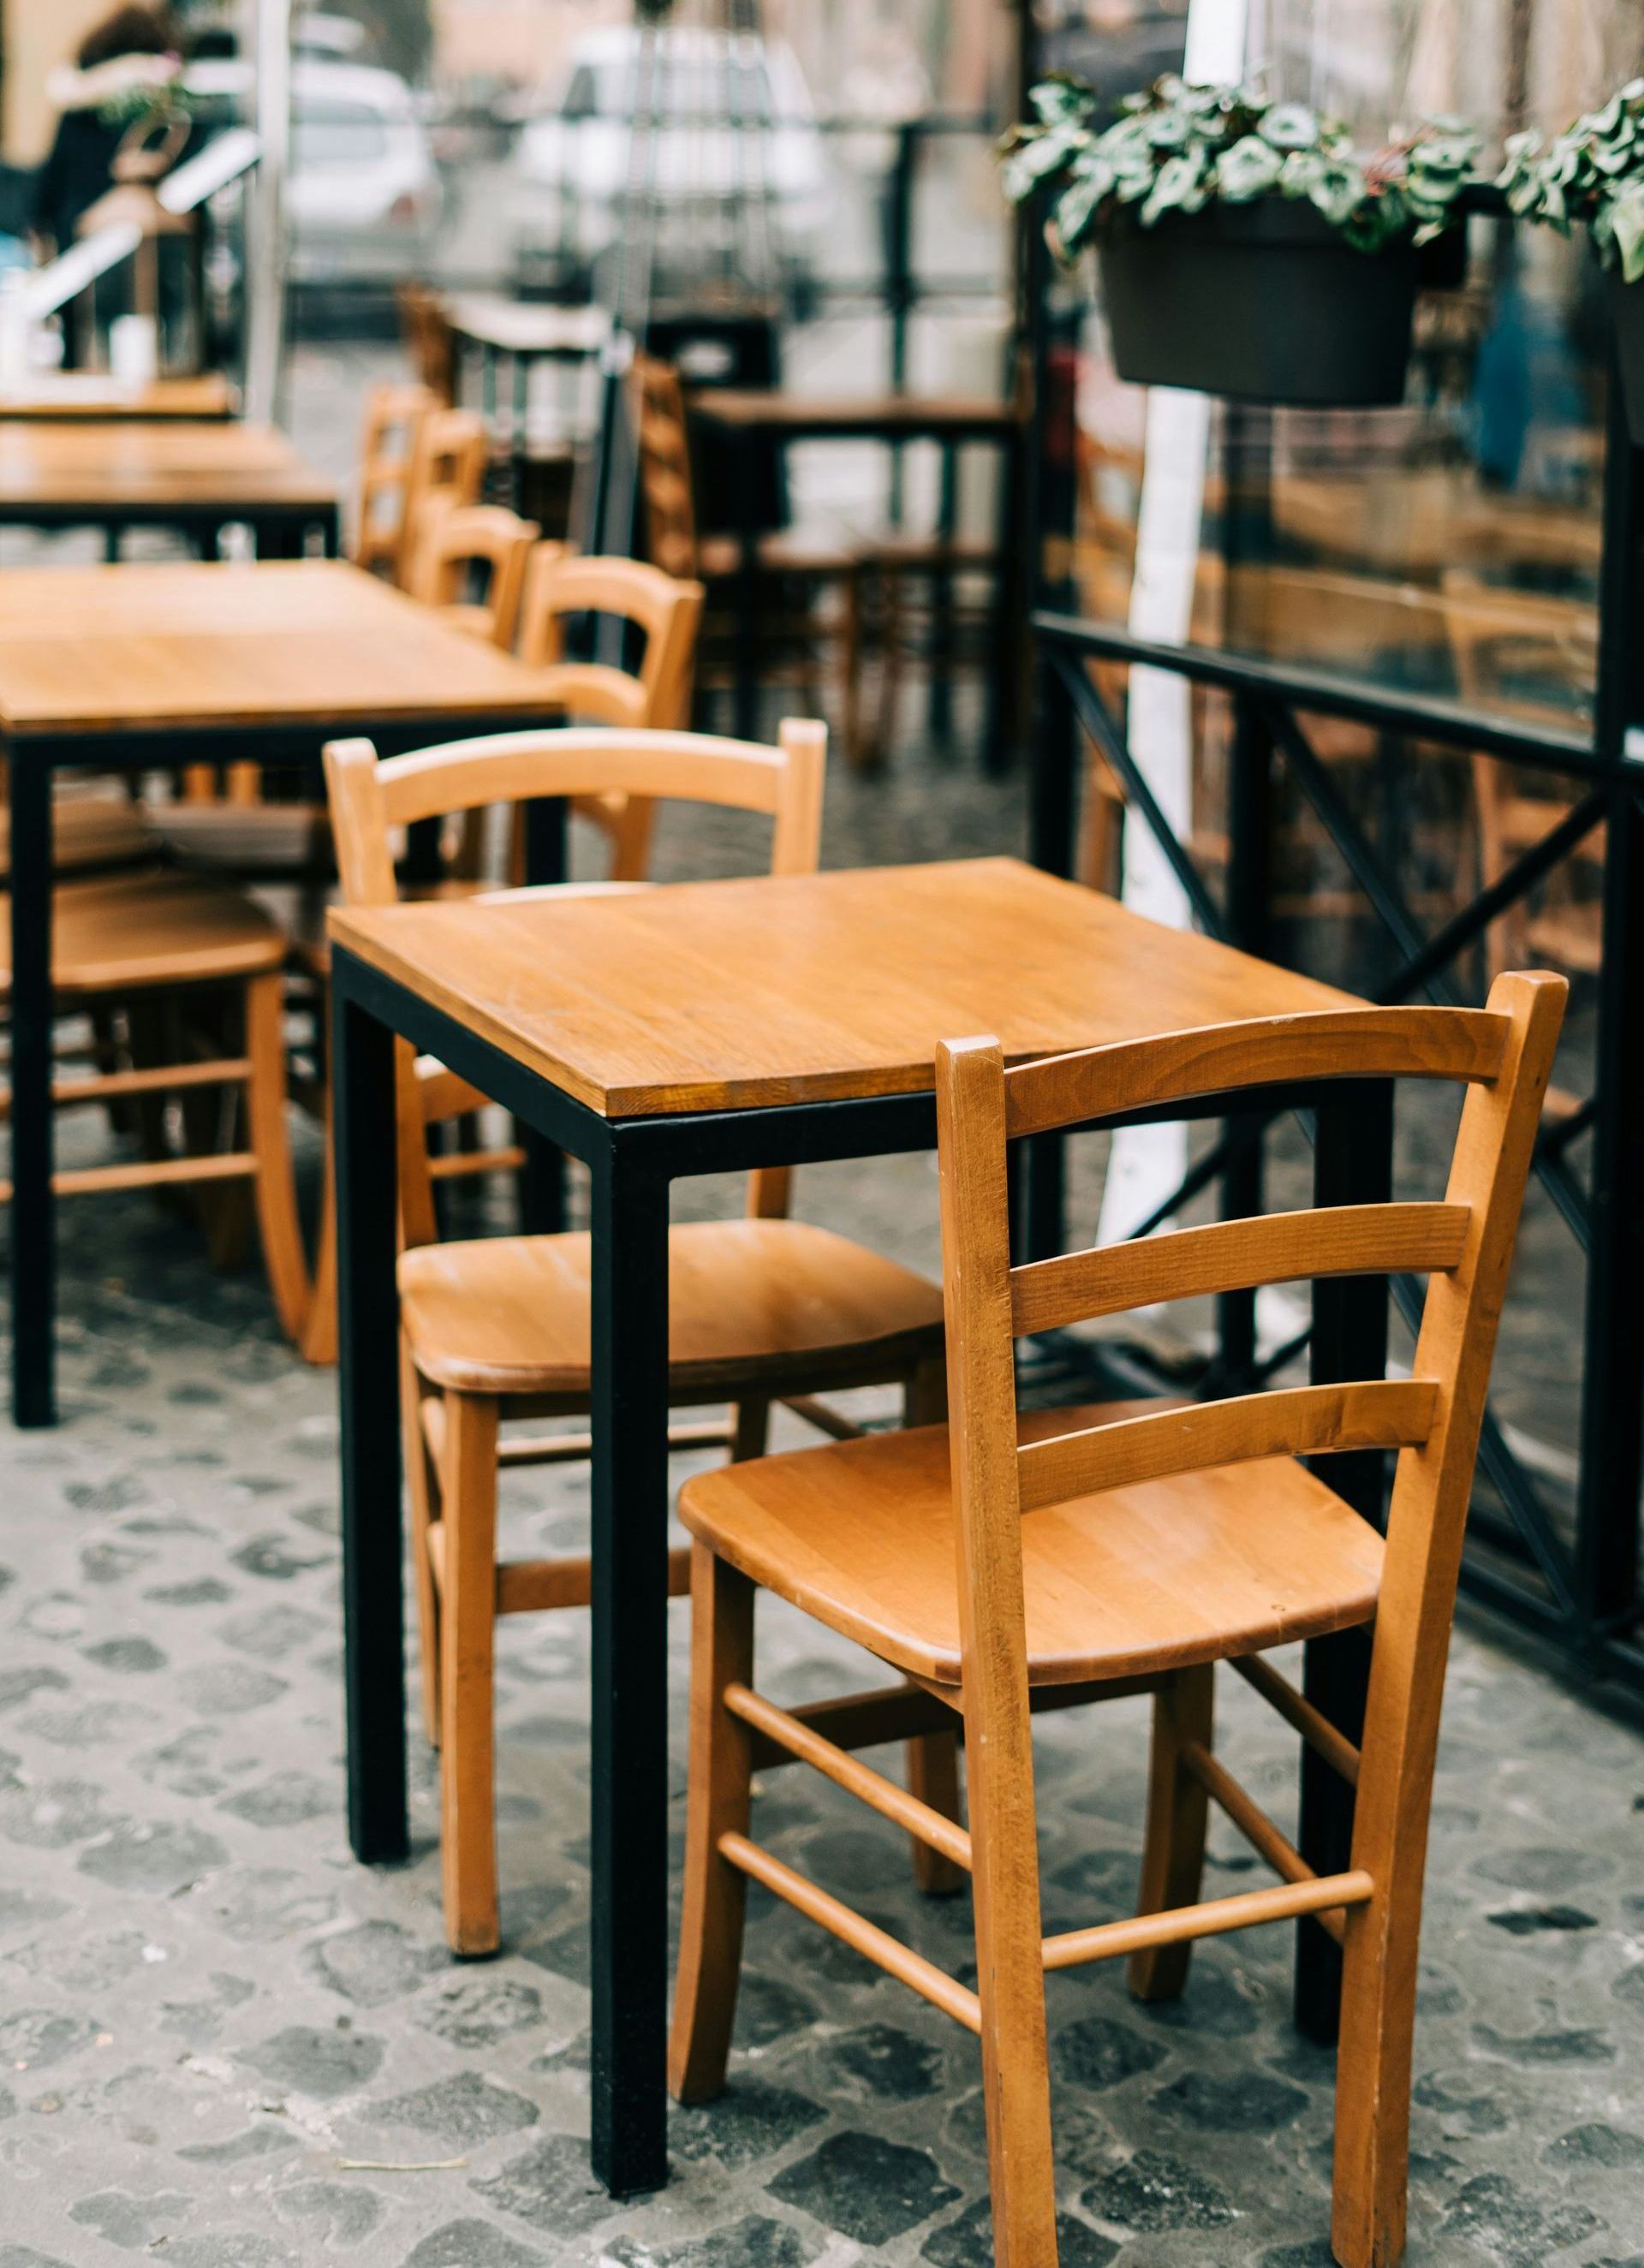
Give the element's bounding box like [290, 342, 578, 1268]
[286, 61, 442, 283]
[509, 26, 828, 299]
[186, 55, 442, 288]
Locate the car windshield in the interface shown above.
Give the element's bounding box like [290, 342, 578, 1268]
[564, 56, 789, 124]
[294, 99, 391, 164]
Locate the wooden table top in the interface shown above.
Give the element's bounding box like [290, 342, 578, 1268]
[0, 372, 236, 420]
[686, 390, 1018, 442]
[330, 856, 1356, 1119]
[0, 559, 583, 738]
[444, 295, 611, 357]
[0, 420, 334, 509]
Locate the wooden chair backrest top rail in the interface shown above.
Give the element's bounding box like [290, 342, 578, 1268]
[934, 973, 1566, 1673]
[518, 551, 704, 731]
[407, 505, 540, 646]
[1004, 1008, 1509, 1139]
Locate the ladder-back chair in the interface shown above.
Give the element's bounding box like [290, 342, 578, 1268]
[672, 979, 1564, 2268]
[1442, 574, 1600, 989]
[354, 381, 434, 577]
[405, 503, 540, 650]
[323, 721, 952, 1955]
[397, 407, 489, 591]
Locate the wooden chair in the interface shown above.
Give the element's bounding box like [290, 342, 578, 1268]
[404, 503, 540, 650]
[397, 281, 457, 406]
[1441, 574, 1600, 985]
[630, 355, 868, 760]
[323, 719, 951, 1955]
[0, 867, 310, 1344]
[397, 408, 490, 592]
[296, 554, 706, 1367]
[670, 979, 1565, 2268]
[354, 381, 435, 577]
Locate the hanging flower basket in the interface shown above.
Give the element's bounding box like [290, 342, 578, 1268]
[1097, 198, 1421, 406]
[1499, 79, 1644, 441]
[1002, 75, 1479, 411]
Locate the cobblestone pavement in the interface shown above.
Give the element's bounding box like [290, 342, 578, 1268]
[0, 348, 1639, 2267]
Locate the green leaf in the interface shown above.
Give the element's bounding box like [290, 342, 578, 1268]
[1260, 102, 1321, 152]
[1216, 134, 1284, 202]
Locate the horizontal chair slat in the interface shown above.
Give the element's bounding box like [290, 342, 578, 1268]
[718, 1831, 982, 2033]
[1010, 1202, 1470, 1337]
[1041, 1869, 1373, 1973]
[378, 728, 794, 829]
[724, 1682, 973, 1871]
[1016, 1378, 1438, 1515]
[1004, 1009, 1509, 1139]
[0, 1151, 258, 1204]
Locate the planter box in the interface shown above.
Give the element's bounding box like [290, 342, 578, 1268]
[1609, 271, 1644, 442]
[1097, 199, 1420, 408]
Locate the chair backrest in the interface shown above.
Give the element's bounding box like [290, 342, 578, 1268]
[933, 982, 1564, 1693]
[354, 381, 434, 576]
[396, 280, 456, 404]
[406, 504, 542, 649]
[324, 717, 825, 1245]
[514, 550, 706, 878]
[398, 408, 489, 589]
[630, 354, 700, 580]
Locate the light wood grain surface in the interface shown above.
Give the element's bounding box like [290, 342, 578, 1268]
[331, 855, 1357, 1117]
[686, 390, 1016, 440]
[0, 373, 236, 420]
[0, 420, 333, 508]
[0, 561, 585, 737]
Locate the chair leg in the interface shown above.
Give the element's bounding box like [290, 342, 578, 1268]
[301, 1114, 339, 1366]
[245, 972, 311, 1348]
[1331, 1670, 1435, 2268]
[964, 1668, 1057, 2268]
[669, 1541, 754, 2104]
[1128, 1662, 1214, 2003]
[403, 1343, 443, 1749]
[902, 1354, 965, 1895]
[730, 1397, 770, 1461]
[440, 1390, 502, 1956]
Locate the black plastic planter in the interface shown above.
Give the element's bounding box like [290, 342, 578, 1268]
[1097, 199, 1420, 407]
[1608, 272, 1644, 442]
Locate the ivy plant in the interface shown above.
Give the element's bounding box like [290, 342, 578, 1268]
[1498, 80, 1644, 284]
[1001, 74, 1479, 261]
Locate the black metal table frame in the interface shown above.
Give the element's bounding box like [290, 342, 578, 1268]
[5, 705, 557, 1432]
[0, 498, 340, 563]
[1028, 390, 1644, 1694]
[331, 904, 1395, 2199]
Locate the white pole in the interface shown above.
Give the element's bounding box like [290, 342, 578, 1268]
[1094, 0, 1250, 1249]
[242, 0, 290, 424]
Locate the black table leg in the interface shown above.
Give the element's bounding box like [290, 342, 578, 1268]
[1296, 1076, 1392, 2040]
[9, 751, 56, 1426]
[336, 979, 409, 1864]
[519, 798, 569, 1235]
[587, 1134, 671, 2198]
[733, 476, 759, 743]
[1217, 701, 1273, 1391]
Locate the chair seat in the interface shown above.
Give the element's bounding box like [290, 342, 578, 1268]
[399, 1217, 944, 1398]
[0, 783, 155, 882]
[0, 871, 289, 997]
[680, 1399, 1385, 1687]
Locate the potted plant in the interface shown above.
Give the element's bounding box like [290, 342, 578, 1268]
[1001, 75, 1479, 407]
[1497, 80, 1644, 437]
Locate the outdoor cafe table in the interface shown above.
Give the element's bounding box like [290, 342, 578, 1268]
[0, 557, 591, 1428]
[0, 372, 236, 420]
[327, 852, 1381, 2198]
[0, 420, 337, 557]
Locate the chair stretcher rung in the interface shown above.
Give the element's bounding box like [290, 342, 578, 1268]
[718, 1831, 981, 2032]
[0, 1151, 257, 1204]
[724, 1682, 971, 1870]
[1231, 1652, 1361, 1786]
[426, 1146, 527, 1182]
[780, 1394, 868, 1441]
[0, 1056, 252, 1116]
[1182, 1739, 1348, 1944]
[1041, 1868, 1373, 1972]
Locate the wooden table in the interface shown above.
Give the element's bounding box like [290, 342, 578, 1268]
[0, 372, 236, 420]
[0, 420, 337, 557]
[686, 390, 1024, 755]
[328, 854, 1369, 2198]
[0, 558, 588, 1426]
[444, 294, 611, 366]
